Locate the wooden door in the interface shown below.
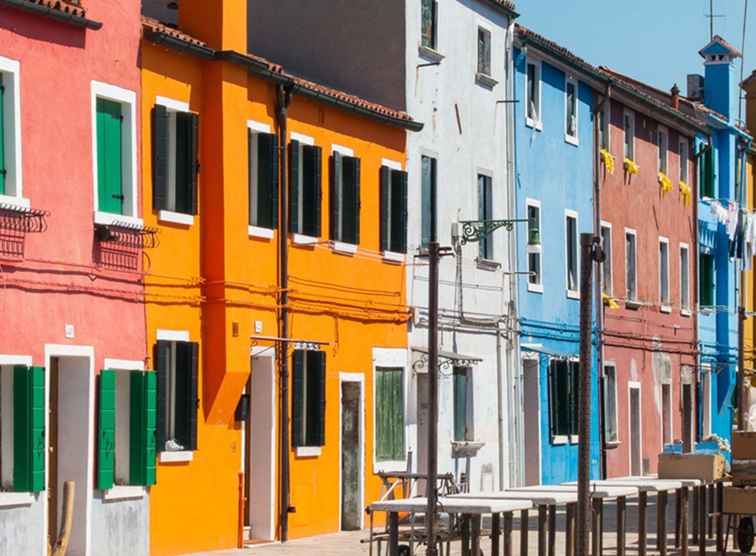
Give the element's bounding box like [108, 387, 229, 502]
[340, 382, 361, 531]
[629, 386, 642, 477]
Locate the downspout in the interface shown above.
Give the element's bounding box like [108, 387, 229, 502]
[276, 83, 294, 542]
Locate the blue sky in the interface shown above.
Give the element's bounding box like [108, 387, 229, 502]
[518, 0, 755, 122]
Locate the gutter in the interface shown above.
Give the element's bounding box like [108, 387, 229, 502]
[1, 0, 102, 29]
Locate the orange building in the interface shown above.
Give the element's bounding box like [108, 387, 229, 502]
[140, 1, 420, 553]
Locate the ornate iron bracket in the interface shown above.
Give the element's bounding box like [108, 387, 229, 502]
[95, 221, 160, 249]
[458, 219, 527, 245]
[0, 203, 49, 233]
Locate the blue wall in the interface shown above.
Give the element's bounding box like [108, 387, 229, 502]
[514, 48, 601, 484]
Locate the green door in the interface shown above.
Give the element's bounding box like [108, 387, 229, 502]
[96, 98, 124, 215]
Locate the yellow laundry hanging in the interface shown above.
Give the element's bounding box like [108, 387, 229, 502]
[600, 149, 615, 174]
[679, 181, 691, 206]
[624, 158, 640, 176]
[602, 293, 620, 309]
[658, 172, 672, 195]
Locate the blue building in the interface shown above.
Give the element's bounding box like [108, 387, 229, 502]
[512, 27, 602, 485]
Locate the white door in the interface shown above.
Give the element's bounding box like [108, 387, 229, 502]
[522, 357, 540, 486]
[248, 353, 276, 541]
[629, 384, 642, 476]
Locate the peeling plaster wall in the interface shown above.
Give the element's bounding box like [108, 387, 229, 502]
[0, 499, 44, 556]
[90, 497, 149, 556]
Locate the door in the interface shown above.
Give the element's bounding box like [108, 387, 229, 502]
[629, 385, 642, 476]
[522, 357, 540, 486]
[47, 358, 60, 550]
[341, 381, 361, 531]
[682, 383, 694, 452]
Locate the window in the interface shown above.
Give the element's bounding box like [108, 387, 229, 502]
[598, 103, 610, 151]
[659, 238, 670, 309]
[478, 174, 493, 260]
[421, 155, 437, 247]
[92, 82, 138, 224]
[477, 27, 491, 77]
[565, 79, 578, 143]
[603, 364, 618, 444]
[679, 139, 689, 183]
[600, 223, 612, 296]
[421, 0, 437, 50]
[526, 61, 542, 127]
[527, 200, 542, 291]
[375, 367, 404, 462]
[657, 128, 668, 174]
[292, 350, 326, 448]
[548, 359, 579, 441]
[623, 109, 635, 160]
[699, 252, 715, 307]
[699, 144, 715, 198]
[453, 367, 473, 442]
[0, 57, 24, 206]
[152, 102, 199, 218]
[330, 150, 361, 245]
[290, 139, 323, 238]
[680, 245, 690, 313]
[154, 340, 199, 453]
[97, 368, 157, 489]
[625, 230, 637, 301]
[661, 382, 672, 447]
[380, 165, 408, 254]
[0, 365, 44, 493]
[565, 212, 578, 296]
[248, 126, 279, 230]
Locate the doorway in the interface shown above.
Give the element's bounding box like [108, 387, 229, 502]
[522, 356, 541, 486]
[629, 383, 642, 477]
[340, 376, 363, 531]
[244, 350, 276, 543]
[682, 382, 694, 452]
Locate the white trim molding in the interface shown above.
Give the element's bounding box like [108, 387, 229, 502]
[155, 96, 190, 113]
[338, 371, 365, 531]
[290, 132, 315, 146]
[156, 329, 190, 342]
[332, 144, 355, 157]
[103, 486, 146, 501]
[564, 209, 579, 299]
[248, 225, 275, 240]
[247, 120, 272, 134]
[103, 359, 145, 371]
[159, 210, 194, 227]
[381, 158, 403, 171]
[524, 57, 543, 131]
[295, 447, 322, 458]
[0, 56, 25, 205]
[159, 451, 193, 463]
[372, 348, 409, 474]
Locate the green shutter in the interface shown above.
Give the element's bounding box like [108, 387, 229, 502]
[13, 366, 45, 493]
[700, 253, 714, 306]
[289, 140, 300, 233]
[97, 370, 116, 490]
[330, 152, 343, 240]
[308, 351, 327, 447]
[0, 75, 6, 195]
[421, 157, 434, 247]
[388, 369, 404, 460]
[392, 170, 408, 254]
[380, 166, 391, 252]
[154, 341, 170, 452]
[376, 368, 404, 461]
[453, 368, 467, 442]
[375, 370, 388, 460]
[341, 156, 358, 244]
[291, 351, 305, 447]
[96, 98, 124, 215]
[130, 371, 157, 486]
[151, 105, 169, 211]
[556, 361, 570, 437]
[547, 360, 557, 439]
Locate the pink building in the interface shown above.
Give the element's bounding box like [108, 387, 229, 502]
[0, 1, 148, 555]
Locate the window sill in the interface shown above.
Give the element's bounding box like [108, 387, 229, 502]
[475, 72, 498, 89]
[551, 435, 569, 446]
[0, 492, 35, 507]
[476, 258, 500, 272]
[418, 45, 445, 64]
[295, 446, 322, 458]
[625, 299, 642, 311]
[451, 440, 485, 458]
[159, 210, 194, 227]
[382, 251, 406, 264]
[699, 306, 714, 315]
[0, 195, 31, 211]
[159, 450, 193, 463]
[660, 304, 672, 314]
[103, 486, 146, 501]
[565, 135, 579, 147]
[681, 308, 692, 317]
[566, 290, 580, 300]
[569, 435, 579, 444]
[94, 211, 144, 228]
[528, 283, 544, 294]
[374, 460, 407, 474]
[526, 118, 543, 132]
[332, 241, 357, 255]
[292, 233, 319, 246]
[605, 440, 621, 450]
[248, 225, 275, 240]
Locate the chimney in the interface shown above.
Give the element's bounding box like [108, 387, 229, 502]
[687, 74, 704, 101]
[179, 0, 247, 52]
[671, 84, 680, 110]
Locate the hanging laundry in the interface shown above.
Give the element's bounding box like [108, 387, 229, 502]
[727, 202, 738, 240]
[710, 200, 729, 224]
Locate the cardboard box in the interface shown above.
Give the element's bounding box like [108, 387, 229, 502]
[723, 486, 756, 515]
[658, 452, 725, 482]
[733, 432, 756, 461]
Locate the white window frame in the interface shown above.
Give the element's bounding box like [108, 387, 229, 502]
[289, 131, 320, 245]
[331, 144, 358, 254]
[155, 329, 194, 462]
[679, 138, 689, 183]
[476, 24, 493, 79]
[247, 119, 275, 240]
[659, 236, 671, 313]
[0, 56, 27, 210]
[600, 221, 613, 296]
[91, 80, 141, 227]
[603, 362, 619, 445]
[657, 126, 668, 174]
[372, 348, 408, 474]
[625, 228, 638, 302]
[0, 354, 34, 507]
[680, 243, 691, 315]
[564, 77, 579, 146]
[623, 108, 636, 161]
[525, 58, 543, 130]
[526, 198, 543, 293]
[565, 209, 579, 299]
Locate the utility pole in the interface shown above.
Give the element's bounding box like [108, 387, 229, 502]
[576, 233, 597, 556]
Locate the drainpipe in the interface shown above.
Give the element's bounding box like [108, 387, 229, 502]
[276, 83, 294, 542]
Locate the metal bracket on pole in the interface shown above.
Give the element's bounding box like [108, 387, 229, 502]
[458, 219, 527, 245]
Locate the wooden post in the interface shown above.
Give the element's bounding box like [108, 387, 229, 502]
[492, 513, 501, 556]
[471, 515, 482, 556]
[592, 498, 603, 556]
[659, 491, 668, 556]
[504, 512, 513, 556]
[681, 486, 689, 556]
[692, 487, 699, 543]
[715, 482, 723, 553]
[676, 489, 683, 548]
[566, 503, 575, 556]
[520, 509, 529, 556]
[638, 491, 647, 556]
[707, 484, 714, 539]
[389, 512, 399, 556]
[698, 486, 706, 556]
[538, 505, 547, 556]
[617, 496, 626, 556]
[548, 505, 557, 556]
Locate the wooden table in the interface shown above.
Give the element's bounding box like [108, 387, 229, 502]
[451, 491, 579, 556]
[369, 497, 533, 556]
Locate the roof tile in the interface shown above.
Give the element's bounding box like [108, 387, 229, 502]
[9, 0, 86, 18]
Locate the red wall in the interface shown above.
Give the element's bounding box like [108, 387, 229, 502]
[0, 2, 145, 366]
[601, 99, 698, 476]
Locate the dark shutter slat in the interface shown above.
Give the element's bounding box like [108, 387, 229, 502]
[188, 113, 199, 215]
[174, 111, 191, 214]
[186, 342, 199, 451]
[154, 341, 171, 451]
[128, 372, 157, 486]
[376, 370, 386, 460]
[152, 105, 170, 211]
[14, 366, 45, 493]
[256, 132, 278, 229]
[312, 146, 323, 237]
[548, 359, 557, 440]
[292, 351, 305, 447]
[309, 351, 327, 447]
[393, 170, 409, 254]
[330, 152, 342, 241]
[248, 130, 255, 226]
[352, 158, 361, 245]
[380, 166, 391, 252]
[271, 133, 279, 228]
[289, 140, 300, 233]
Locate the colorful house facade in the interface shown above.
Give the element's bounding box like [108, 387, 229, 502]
[0, 1, 148, 556]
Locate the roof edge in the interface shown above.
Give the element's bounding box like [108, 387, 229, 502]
[0, 0, 102, 29]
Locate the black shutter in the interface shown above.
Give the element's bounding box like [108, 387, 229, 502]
[174, 112, 193, 214]
[312, 146, 323, 237]
[548, 359, 557, 440]
[380, 166, 391, 252]
[188, 113, 199, 215]
[308, 351, 327, 447]
[292, 351, 305, 447]
[330, 152, 342, 240]
[257, 132, 279, 229]
[303, 145, 322, 237]
[289, 140, 300, 233]
[186, 342, 199, 450]
[154, 341, 171, 451]
[352, 158, 361, 245]
[152, 105, 170, 211]
[393, 170, 408, 254]
[570, 362, 579, 437]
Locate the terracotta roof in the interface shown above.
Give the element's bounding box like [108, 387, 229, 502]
[699, 35, 742, 58]
[481, 0, 518, 15]
[18, 0, 85, 18]
[141, 16, 419, 130]
[743, 69, 756, 89]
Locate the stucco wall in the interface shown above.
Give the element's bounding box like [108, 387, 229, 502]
[0, 498, 44, 556]
[90, 497, 149, 556]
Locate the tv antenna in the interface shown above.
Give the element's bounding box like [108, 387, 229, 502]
[706, 0, 726, 39]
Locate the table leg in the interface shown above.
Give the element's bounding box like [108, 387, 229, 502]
[715, 482, 723, 554]
[659, 491, 668, 556]
[617, 496, 626, 556]
[592, 498, 603, 556]
[388, 512, 399, 556]
[492, 512, 501, 556]
[520, 510, 529, 556]
[548, 505, 556, 556]
[676, 488, 683, 548]
[503, 512, 513, 556]
[698, 486, 706, 556]
[471, 515, 482, 556]
[639, 491, 647, 556]
[565, 503, 574, 556]
[538, 505, 547, 556]
[681, 486, 689, 556]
